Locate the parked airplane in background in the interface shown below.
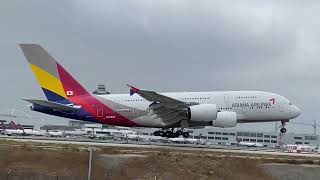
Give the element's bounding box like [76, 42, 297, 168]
[20, 44, 301, 138]
[169, 137, 205, 145]
[1, 121, 43, 136]
[0, 122, 7, 134]
[236, 137, 263, 147]
[126, 134, 163, 142]
[45, 130, 63, 137]
[11, 121, 43, 136]
[86, 128, 135, 139]
[1, 121, 24, 136]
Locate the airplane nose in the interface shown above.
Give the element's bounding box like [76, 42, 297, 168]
[292, 105, 301, 118]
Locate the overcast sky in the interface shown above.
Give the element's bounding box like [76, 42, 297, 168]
[0, 1, 319, 133]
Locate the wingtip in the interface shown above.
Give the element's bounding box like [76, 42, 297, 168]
[22, 99, 36, 104]
[126, 84, 140, 96]
[18, 44, 41, 48]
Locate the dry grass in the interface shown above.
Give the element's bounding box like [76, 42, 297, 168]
[2, 139, 320, 179]
[0, 141, 276, 180]
[0, 146, 105, 180]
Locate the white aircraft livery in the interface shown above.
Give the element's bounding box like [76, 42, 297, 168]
[19, 44, 301, 138]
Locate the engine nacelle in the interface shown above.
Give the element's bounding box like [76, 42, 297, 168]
[212, 111, 237, 128]
[188, 104, 217, 122]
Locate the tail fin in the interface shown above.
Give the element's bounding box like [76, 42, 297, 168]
[10, 121, 19, 130]
[17, 124, 24, 130]
[0, 122, 5, 130]
[19, 44, 89, 104]
[9, 122, 17, 129]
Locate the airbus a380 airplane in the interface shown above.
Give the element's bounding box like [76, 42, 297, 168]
[19, 44, 301, 138]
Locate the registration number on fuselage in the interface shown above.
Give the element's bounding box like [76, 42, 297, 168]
[105, 116, 116, 119]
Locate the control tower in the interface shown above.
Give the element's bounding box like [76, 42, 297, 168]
[92, 84, 110, 95]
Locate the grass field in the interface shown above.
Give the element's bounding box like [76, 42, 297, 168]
[0, 140, 319, 180]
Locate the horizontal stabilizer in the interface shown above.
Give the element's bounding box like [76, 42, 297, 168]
[23, 99, 81, 112]
[0, 113, 16, 118]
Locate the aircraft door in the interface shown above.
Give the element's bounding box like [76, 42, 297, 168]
[224, 94, 231, 108]
[132, 108, 136, 117]
[278, 101, 284, 112]
[278, 100, 289, 113]
[97, 109, 104, 118]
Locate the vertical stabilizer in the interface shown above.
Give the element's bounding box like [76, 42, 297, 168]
[20, 44, 89, 104]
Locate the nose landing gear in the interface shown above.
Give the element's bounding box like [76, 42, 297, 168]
[280, 120, 287, 134]
[280, 127, 287, 134]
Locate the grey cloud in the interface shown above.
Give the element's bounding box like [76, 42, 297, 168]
[0, 0, 319, 133]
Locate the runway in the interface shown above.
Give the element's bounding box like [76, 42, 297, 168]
[2, 136, 320, 158]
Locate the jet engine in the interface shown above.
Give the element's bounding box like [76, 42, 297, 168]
[188, 104, 218, 122]
[212, 111, 237, 128]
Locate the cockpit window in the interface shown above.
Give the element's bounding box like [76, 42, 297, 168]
[289, 102, 293, 105]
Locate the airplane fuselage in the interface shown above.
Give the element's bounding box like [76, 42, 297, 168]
[32, 91, 301, 128]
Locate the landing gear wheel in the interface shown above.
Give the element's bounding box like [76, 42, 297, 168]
[174, 132, 180, 138]
[165, 131, 172, 138]
[280, 120, 288, 134]
[176, 130, 183, 136]
[182, 132, 189, 138]
[280, 128, 287, 134]
[154, 131, 160, 136]
[159, 131, 165, 137]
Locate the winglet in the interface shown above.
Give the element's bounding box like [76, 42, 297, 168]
[126, 84, 140, 96]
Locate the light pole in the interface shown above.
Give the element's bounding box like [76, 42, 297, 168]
[88, 147, 93, 180]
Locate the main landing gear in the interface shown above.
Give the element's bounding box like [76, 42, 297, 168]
[154, 128, 190, 138]
[280, 120, 287, 134]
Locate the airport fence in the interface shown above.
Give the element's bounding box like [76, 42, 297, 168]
[0, 171, 88, 180]
[1, 173, 159, 180]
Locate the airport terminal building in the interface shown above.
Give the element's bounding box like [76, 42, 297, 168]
[39, 120, 320, 147]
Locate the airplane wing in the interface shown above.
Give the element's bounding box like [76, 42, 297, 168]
[23, 99, 81, 112]
[127, 84, 198, 126]
[127, 84, 197, 108]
